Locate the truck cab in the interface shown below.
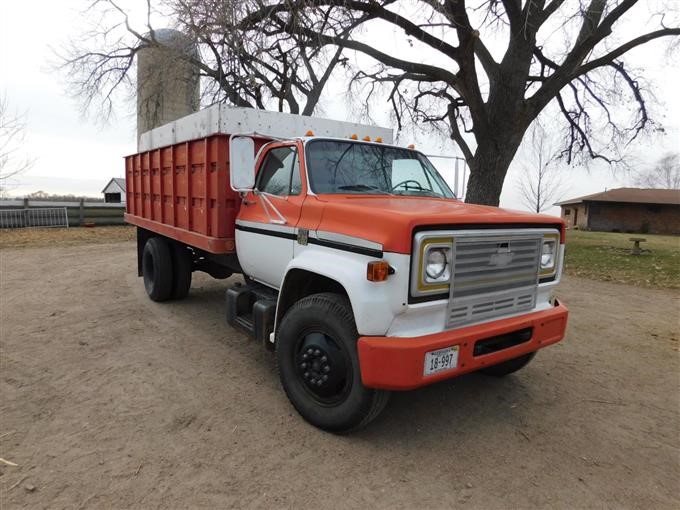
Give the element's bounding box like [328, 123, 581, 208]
[125, 106, 568, 432]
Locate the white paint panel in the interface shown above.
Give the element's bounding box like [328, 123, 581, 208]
[139, 104, 394, 152]
[235, 228, 293, 289]
[282, 245, 411, 336]
[386, 300, 449, 338]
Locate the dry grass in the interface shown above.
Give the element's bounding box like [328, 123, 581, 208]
[564, 230, 680, 289]
[0, 226, 135, 250]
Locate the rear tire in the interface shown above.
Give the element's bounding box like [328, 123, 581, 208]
[171, 244, 193, 300]
[276, 292, 390, 433]
[142, 237, 174, 302]
[480, 352, 536, 377]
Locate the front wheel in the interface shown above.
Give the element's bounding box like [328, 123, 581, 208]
[276, 293, 390, 433]
[479, 352, 536, 377]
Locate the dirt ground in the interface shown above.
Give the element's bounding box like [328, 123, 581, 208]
[1, 241, 678, 509]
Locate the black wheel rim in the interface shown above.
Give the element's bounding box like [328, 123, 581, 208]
[294, 330, 351, 405]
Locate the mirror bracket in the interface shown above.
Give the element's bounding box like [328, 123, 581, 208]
[239, 191, 255, 205]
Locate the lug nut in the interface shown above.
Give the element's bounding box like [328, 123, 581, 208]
[316, 380, 323, 386]
[302, 353, 308, 360]
[300, 363, 307, 369]
[322, 374, 328, 381]
[323, 365, 330, 373]
[307, 348, 314, 355]
[314, 349, 321, 356]
[321, 356, 327, 362]
[303, 372, 309, 379]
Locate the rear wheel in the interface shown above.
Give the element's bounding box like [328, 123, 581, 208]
[171, 244, 193, 300]
[276, 293, 390, 433]
[142, 237, 174, 302]
[480, 352, 536, 377]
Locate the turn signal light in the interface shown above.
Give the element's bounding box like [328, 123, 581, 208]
[350, 133, 358, 140]
[367, 261, 390, 282]
[305, 130, 314, 136]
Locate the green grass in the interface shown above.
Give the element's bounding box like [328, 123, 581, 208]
[564, 230, 680, 289]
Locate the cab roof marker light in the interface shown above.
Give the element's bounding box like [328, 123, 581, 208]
[407, 143, 415, 149]
[363, 135, 371, 141]
[375, 137, 383, 143]
[305, 130, 314, 136]
[350, 134, 358, 140]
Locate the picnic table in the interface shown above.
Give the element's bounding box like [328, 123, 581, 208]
[629, 237, 647, 255]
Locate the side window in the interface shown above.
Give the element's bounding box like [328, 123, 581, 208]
[257, 146, 301, 196]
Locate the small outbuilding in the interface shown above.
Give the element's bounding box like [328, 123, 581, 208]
[556, 188, 680, 235]
[102, 178, 126, 204]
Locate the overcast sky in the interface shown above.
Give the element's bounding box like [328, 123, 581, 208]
[1, 0, 678, 216]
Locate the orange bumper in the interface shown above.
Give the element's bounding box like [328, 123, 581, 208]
[358, 300, 568, 390]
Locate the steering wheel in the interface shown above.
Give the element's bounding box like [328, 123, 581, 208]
[391, 179, 425, 192]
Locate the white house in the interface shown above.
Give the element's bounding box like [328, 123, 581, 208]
[102, 178, 126, 204]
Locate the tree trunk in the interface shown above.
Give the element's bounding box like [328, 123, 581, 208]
[464, 134, 524, 206]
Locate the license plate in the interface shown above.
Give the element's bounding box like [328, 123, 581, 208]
[424, 346, 459, 376]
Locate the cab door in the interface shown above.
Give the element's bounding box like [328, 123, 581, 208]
[235, 142, 305, 288]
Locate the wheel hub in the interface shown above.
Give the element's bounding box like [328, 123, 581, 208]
[296, 332, 347, 398]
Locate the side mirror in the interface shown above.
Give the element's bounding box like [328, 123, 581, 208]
[230, 136, 256, 191]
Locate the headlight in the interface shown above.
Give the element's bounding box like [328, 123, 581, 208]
[412, 237, 453, 297]
[540, 234, 560, 277]
[541, 241, 555, 269]
[425, 247, 450, 281]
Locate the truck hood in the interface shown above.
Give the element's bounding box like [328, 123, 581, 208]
[310, 195, 563, 254]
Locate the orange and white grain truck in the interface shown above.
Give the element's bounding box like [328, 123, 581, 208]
[125, 105, 568, 432]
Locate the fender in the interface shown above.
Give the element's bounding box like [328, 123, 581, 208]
[276, 244, 411, 336]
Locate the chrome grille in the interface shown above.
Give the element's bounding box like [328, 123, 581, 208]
[446, 234, 542, 328]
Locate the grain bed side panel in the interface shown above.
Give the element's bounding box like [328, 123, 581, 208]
[124, 133, 241, 254]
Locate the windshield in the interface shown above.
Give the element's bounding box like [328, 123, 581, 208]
[305, 140, 454, 198]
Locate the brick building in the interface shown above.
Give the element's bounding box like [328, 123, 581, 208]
[555, 188, 680, 235]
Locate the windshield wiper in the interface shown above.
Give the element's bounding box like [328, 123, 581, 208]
[394, 189, 443, 198]
[337, 184, 392, 195]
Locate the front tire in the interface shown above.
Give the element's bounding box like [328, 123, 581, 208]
[480, 352, 536, 377]
[276, 293, 390, 433]
[142, 237, 174, 302]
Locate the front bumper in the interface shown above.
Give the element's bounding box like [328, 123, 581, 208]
[357, 300, 568, 390]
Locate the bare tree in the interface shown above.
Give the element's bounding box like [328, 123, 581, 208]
[517, 122, 566, 212]
[635, 153, 680, 189]
[0, 95, 34, 196]
[234, 0, 679, 205]
[61, 1, 679, 206]
[58, 0, 350, 118]
[171, 0, 351, 114]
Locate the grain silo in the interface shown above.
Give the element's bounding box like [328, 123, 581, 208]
[137, 29, 200, 144]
